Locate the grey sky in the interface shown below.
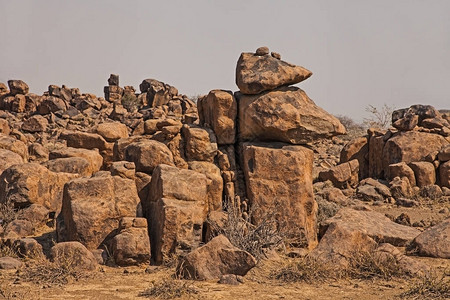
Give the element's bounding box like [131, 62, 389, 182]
[1, 0, 449, 121]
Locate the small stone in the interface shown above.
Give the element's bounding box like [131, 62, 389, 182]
[218, 274, 244, 285]
[271, 52, 281, 59]
[255, 46, 269, 56]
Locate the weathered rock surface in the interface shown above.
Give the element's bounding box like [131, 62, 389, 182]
[188, 161, 223, 212]
[45, 157, 92, 176]
[57, 175, 140, 250]
[198, 90, 237, 144]
[237, 87, 345, 144]
[93, 122, 129, 142]
[409, 161, 436, 187]
[7, 80, 29, 95]
[440, 160, 450, 188]
[319, 159, 359, 189]
[0, 257, 23, 270]
[60, 130, 110, 151]
[124, 140, 174, 173]
[410, 217, 450, 258]
[21, 115, 48, 133]
[242, 142, 318, 248]
[340, 136, 369, 179]
[0, 149, 23, 175]
[182, 125, 218, 162]
[0, 135, 28, 160]
[50, 242, 98, 271]
[236, 50, 312, 94]
[177, 235, 256, 280]
[321, 208, 420, 246]
[49, 147, 103, 175]
[388, 162, 416, 186]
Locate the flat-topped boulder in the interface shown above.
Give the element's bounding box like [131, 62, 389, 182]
[236, 48, 312, 94]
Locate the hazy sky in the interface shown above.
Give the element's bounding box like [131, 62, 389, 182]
[1, 0, 449, 121]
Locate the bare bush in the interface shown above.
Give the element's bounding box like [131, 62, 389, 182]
[121, 92, 140, 112]
[363, 104, 395, 129]
[401, 271, 450, 300]
[138, 277, 198, 299]
[345, 249, 405, 280]
[270, 256, 338, 283]
[0, 199, 17, 229]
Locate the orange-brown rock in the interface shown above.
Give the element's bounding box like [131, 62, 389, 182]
[0, 149, 24, 175]
[242, 142, 317, 248]
[408, 161, 436, 187]
[319, 159, 359, 189]
[50, 242, 98, 271]
[44, 157, 92, 177]
[50, 147, 103, 174]
[57, 175, 140, 250]
[182, 125, 218, 162]
[147, 164, 208, 264]
[382, 131, 449, 176]
[410, 217, 450, 258]
[178, 235, 256, 280]
[439, 160, 450, 188]
[368, 131, 386, 178]
[340, 136, 369, 179]
[0, 163, 76, 211]
[236, 51, 312, 94]
[0, 119, 10, 135]
[237, 87, 345, 144]
[198, 90, 237, 144]
[38, 96, 67, 114]
[389, 176, 413, 198]
[109, 217, 151, 266]
[0, 135, 28, 160]
[388, 162, 416, 186]
[60, 131, 110, 151]
[188, 161, 223, 212]
[21, 115, 48, 133]
[7, 80, 29, 95]
[124, 140, 174, 174]
[438, 144, 450, 162]
[93, 122, 129, 142]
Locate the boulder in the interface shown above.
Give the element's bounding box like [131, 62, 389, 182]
[44, 157, 92, 177]
[0, 257, 23, 270]
[439, 160, 450, 188]
[182, 125, 218, 162]
[198, 90, 237, 144]
[110, 161, 135, 179]
[438, 145, 450, 162]
[12, 238, 44, 258]
[392, 113, 418, 131]
[0, 149, 23, 175]
[188, 161, 223, 212]
[320, 208, 420, 246]
[21, 115, 48, 133]
[49, 147, 103, 175]
[147, 164, 208, 264]
[93, 122, 129, 142]
[339, 136, 369, 179]
[108, 74, 119, 86]
[3, 219, 34, 238]
[0, 163, 76, 211]
[318, 159, 359, 189]
[388, 162, 416, 186]
[408, 161, 436, 187]
[7, 80, 29, 95]
[237, 86, 345, 144]
[389, 176, 413, 198]
[38, 96, 67, 114]
[235, 50, 312, 94]
[392, 105, 441, 124]
[50, 242, 98, 271]
[410, 218, 450, 258]
[0, 135, 28, 160]
[242, 142, 318, 248]
[124, 140, 174, 173]
[109, 217, 151, 266]
[382, 131, 448, 176]
[57, 175, 140, 249]
[368, 132, 386, 178]
[177, 235, 256, 280]
[0, 118, 10, 135]
[59, 131, 110, 151]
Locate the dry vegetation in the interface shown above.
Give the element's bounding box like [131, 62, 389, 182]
[400, 271, 450, 300]
[138, 276, 199, 299]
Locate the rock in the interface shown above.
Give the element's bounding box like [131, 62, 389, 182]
[28, 143, 49, 162]
[177, 235, 256, 280]
[57, 175, 140, 249]
[395, 198, 418, 207]
[0, 135, 28, 160]
[235, 52, 312, 94]
[319, 159, 359, 189]
[382, 131, 448, 176]
[0, 163, 76, 211]
[368, 132, 386, 178]
[135, 172, 152, 203]
[16, 204, 50, 227]
[422, 117, 449, 129]
[182, 125, 218, 162]
[390, 176, 413, 198]
[188, 161, 223, 212]
[242, 142, 318, 248]
[374, 243, 429, 276]
[0, 149, 24, 175]
[218, 274, 245, 285]
[320, 208, 421, 246]
[146, 164, 208, 264]
[7, 80, 29, 95]
[255, 46, 269, 56]
[110, 161, 135, 179]
[0, 257, 23, 269]
[356, 184, 384, 202]
[49, 147, 103, 175]
[237, 87, 345, 144]
[110, 217, 151, 266]
[38, 96, 67, 114]
[392, 113, 418, 131]
[198, 90, 237, 144]
[438, 145, 450, 162]
[410, 217, 450, 258]
[439, 160, 450, 188]
[124, 140, 174, 173]
[0, 118, 10, 135]
[12, 238, 44, 257]
[271, 52, 281, 59]
[339, 136, 369, 179]
[392, 105, 441, 124]
[3, 219, 34, 237]
[60, 131, 110, 151]
[316, 187, 349, 205]
[21, 115, 48, 133]
[50, 242, 98, 271]
[108, 74, 119, 86]
[45, 157, 92, 176]
[93, 122, 129, 142]
[408, 162, 436, 187]
[388, 162, 416, 186]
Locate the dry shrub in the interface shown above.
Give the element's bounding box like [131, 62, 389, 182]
[121, 92, 140, 112]
[270, 256, 338, 283]
[401, 271, 450, 300]
[316, 197, 340, 224]
[0, 199, 17, 229]
[0, 243, 18, 258]
[209, 201, 283, 260]
[138, 277, 198, 299]
[345, 249, 404, 280]
[20, 255, 86, 286]
[363, 104, 395, 129]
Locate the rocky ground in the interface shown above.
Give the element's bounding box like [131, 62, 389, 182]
[0, 47, 449, 299]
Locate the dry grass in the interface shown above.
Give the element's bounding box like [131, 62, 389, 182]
[0, 243, 18, 258]
[19, 255, 87, 286]
[0, 283, 34, 300]
[0, 199, 17, 229]
[270, 256, 337, 283]
[401, 271, 450, 300]
[345, 249, 405, 280]
[138, 277, 199, 299]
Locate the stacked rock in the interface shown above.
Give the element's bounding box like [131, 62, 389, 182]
[104, 74, 123, 103]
